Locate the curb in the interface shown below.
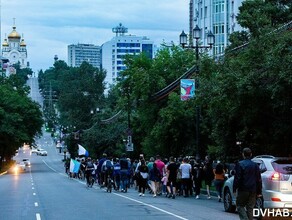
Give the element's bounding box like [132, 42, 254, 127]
[0, 171, 7, 176]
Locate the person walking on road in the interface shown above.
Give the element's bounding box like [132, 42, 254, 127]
[203, 156, 214, 199]
[166, 156, 178, 199]
[149, 163, 161, 197]
[233, 148, 262, 220]
[137, 159, 149, 196]
[119, 153, 130, 192]
[213, 161, 225, 202]
[179, 157, 192, 197]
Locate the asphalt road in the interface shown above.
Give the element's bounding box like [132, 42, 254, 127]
[0, 142, 239, 220]
[0, 77, 239, 220]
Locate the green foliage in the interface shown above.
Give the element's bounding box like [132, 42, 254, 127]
[0, 77, 43, 164]
[117, 46, 198, 158]
[237, 0, 292, 37]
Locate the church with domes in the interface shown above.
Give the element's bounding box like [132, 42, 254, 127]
[2, 21, 28, 69]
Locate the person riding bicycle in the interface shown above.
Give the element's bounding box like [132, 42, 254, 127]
[85, 157, 95, 187]
[101, 157, 114, 188]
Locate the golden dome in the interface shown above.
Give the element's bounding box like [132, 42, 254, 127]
[8, 26, 21, 39]
[2, 39, 9, 47]
[20, 39, 26, 46]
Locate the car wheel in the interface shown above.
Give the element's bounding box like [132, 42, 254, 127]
[255, 196, 264, 209]
[224, 189, 236, 213]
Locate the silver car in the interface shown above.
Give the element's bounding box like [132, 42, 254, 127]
[223, 155, 292, 212]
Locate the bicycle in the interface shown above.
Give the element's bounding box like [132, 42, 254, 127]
[86, 169, 95, 188]
[106, 172, 113, 193]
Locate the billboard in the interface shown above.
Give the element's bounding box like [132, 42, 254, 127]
[180, 79, 195, 101]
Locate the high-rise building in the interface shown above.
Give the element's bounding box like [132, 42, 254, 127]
[193, 0, 243, 56]
[2, 22, 28, 70]
[101, 23, 155, 88]
[68, 43, 101, 68]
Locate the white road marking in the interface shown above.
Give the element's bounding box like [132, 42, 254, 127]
[33, 193, 36, 196]
[113, 193, 189, 220]
[34, 202, 38, 207]
[32, 187, 34, 190]
[36, 213, 41, 220]
[43, 159, 188, 220]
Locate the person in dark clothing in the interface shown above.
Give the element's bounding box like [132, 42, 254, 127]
[149, 163, 161, 197]
[137, 159, 149, 196]
[203, 156, 214, 199]
[85, 157, 94, 187]
[97, 153, 107, 186]
[233, 148, 262, 220]
[192, 159, 203, 199]
[166, 156, 178, 199]
[120, 153, 130, 192]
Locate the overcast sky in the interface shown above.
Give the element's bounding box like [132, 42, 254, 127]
[1, 0, 189, 73]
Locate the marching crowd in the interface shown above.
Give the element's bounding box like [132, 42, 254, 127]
[64, 153, 228, 201]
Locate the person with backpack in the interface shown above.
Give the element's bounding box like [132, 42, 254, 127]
[113, 158, 121, 191]
[85, 157, 94, 187]
[101, 157, 114, 187]
[97, 153, 107, 186]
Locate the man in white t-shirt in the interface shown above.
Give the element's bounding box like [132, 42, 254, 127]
[179, 158, 192, 197]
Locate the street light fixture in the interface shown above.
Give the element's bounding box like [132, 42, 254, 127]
[180, 25, 215, 50]
[179, 25, 215, 159]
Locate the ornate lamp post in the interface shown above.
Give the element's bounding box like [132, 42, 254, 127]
[179, 25, 215, 158]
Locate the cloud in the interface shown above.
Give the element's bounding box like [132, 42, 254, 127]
[1, 0, 189, 72]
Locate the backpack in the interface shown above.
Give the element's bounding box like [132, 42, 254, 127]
[87, 161, 94, 169]
[120, 158, 129, 170]
[103, 160, 114, 172]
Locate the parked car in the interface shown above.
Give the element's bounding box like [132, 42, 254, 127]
[223, 155, 292, 212]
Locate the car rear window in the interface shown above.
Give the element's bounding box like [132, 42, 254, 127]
[271, 159, 292, 174]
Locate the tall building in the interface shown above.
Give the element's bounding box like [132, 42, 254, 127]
[67, 43, 101, 68]
[101, 23, 155, 88]
[193, 0, 243, 56]
[2, 22, 28, 69]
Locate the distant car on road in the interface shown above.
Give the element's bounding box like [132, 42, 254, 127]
[31, 148, 47, 156]
[8, 162, 26, 174]
[223, 155, 292, 213]
[22, 158, 31, 167]
[37, 149, 48, 156]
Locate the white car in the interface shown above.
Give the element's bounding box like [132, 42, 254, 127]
[9, 162, 26, 174]
[223, 155, 292, 213]
[37, 149, 47, 156]
[22, 158, 31, 167]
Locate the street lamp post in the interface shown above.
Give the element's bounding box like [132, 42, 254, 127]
[179, 25, 215, 158]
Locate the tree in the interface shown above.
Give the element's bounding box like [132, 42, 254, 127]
[237, 0, 292, 38]
[0, 79, 43, 166]
[117, 46, 198, 157]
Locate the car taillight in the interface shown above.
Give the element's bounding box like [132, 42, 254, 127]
[270, 172, 289, 181]
[271, 198, 281, 202]
[271, 172, 280, 180]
